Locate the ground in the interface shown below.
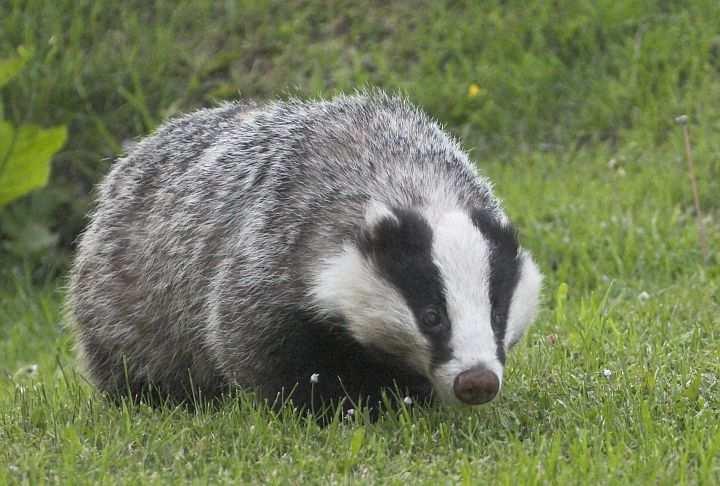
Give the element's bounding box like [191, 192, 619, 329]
[1, 1, 719, 484]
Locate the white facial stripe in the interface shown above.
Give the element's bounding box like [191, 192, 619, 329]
[505, 252, 542, 349]
[430, 210, 504, 401]
[308, 243, 432, 374]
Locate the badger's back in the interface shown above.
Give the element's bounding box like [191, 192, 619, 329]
[68, 93, 504, 404]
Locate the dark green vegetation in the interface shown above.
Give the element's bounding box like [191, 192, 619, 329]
[1, 0, 719, 483]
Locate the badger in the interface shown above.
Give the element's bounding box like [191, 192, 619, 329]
[67, 92, 542, 412]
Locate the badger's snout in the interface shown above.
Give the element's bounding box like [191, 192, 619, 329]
[453, 367, 500, 405]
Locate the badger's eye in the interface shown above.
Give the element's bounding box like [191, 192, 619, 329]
[491, 307, 499, 325]
[421, 308, 446, 331]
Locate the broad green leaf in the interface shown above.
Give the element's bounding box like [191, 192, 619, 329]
[0, 121, 12, 161]
[554, 282, 568, 324]
[0, 121, 67, 207]
[0, 46, 33, 89]
[349, 426, 365, 457]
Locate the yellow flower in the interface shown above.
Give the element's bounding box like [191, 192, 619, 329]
[467, 83, 482, 97]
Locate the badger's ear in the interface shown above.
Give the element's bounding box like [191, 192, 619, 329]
[504, 251, 543, 349]
[364, 200, 397, 228]
[357, 200, 400, 254]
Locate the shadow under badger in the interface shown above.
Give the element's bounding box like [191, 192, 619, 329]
[67, 92, 542, 411]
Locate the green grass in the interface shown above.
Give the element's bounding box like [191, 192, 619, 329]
[1, 0, 720, 483]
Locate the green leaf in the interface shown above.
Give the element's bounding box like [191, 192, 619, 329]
[0, 121, 12, 161]
[349, 426, 365, 457]
[0, 121, 68, 207]
[683, 373, 702, 402]
[554, 282, 569, 324]
[0, 46, 33, 89]
[343, 426, 366, 473]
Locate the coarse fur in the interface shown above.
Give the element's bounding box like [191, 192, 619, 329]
[67, 91, 542, 411]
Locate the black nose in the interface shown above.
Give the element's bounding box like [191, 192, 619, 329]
[453, 367, 500, 405]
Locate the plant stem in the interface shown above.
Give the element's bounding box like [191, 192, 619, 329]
[680, 121, 709, 262]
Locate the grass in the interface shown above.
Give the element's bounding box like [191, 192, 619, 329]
[2, 146, 718, 484]
[1, 0, 720, 484]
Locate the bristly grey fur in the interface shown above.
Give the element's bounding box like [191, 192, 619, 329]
[66, 91, 509, 406]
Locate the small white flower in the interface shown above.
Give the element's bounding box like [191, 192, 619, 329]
[602, 369, 613, 379]
[345, 408, 355, 418]
[310, 373, 319, 384]
[403, 396, 413, 406]
[13, 364, 38, 380]
[638, 291, 650, 302]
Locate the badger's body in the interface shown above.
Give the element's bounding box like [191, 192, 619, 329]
[68, 92, 542, 410]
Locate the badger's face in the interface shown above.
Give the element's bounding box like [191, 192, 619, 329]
[311, 201, 542, 405]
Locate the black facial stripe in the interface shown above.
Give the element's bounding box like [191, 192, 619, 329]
[357, 208, 452, 368]
[471, 209, 521, 363]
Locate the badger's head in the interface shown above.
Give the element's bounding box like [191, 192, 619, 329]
[310, 201, 542, 405]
